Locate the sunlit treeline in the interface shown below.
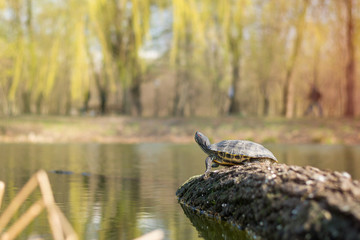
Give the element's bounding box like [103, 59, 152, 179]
[0, 0, 358, 117]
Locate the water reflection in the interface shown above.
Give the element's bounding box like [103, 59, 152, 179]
[0, 143, 359, 239]
[269, 144, 360, 179]
[180, 205, 253, 240]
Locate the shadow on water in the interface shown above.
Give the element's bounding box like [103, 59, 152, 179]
[179, 204, 254, 240]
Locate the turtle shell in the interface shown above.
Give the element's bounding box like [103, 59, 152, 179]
[209, 140, 278, 165]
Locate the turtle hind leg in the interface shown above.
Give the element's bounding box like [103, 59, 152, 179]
[204, 156, 214, 179]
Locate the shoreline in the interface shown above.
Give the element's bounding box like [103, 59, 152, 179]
[1, 115, 359, 144]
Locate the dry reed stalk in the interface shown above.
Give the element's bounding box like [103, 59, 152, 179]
[0, 170, 78, 240]
[36, 171, 64, 240]
[53, 205, 78, 240]
[0, 173, 38, 232]
[0, 182, 5, 210]
[1, 199, 45, 240]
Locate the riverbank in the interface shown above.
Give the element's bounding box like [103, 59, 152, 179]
[0, 115, 359, 144]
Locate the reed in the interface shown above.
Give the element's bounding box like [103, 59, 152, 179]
[0, 170, 78, 240]
[0, 170, 164, 240]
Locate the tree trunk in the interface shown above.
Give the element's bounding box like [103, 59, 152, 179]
[211, 76, 226, 116]
[22, 0, 33, 115]
[172, 69, 189, 117]
[121, 87, 131, 115]
[153, 81, 160, 117]
[228, 57, 241, 115]
[99, 88, 107, 115]
[260, 79, 270, 116]
[35, 93, 43, 114]
[177, 161, 360, 240]
[65, 92, 72, 115]
[263, 94, 270, 116]
[344, 0, 355, 117]
[172, 71, 181, 116]
[172, 39, 192, 117]
[94, 73, 108, 115]
[282, 69, 294, 118]
[0, 84, 7, 116]
[22, 91, 31, 114]
[130, 75, 142, 116]
[82, 90, 91, 113]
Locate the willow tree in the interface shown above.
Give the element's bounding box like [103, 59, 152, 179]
[87, 0, 119, 114]
[5, 0, 25, 115]
[1, 0, 88, 115]
[9, 2, 54, 114]
[70, 18, 90, 113]
[219, 0, 250, 115]
[170, 0, 250, 116]
[202, 1, 229, 116]
[248, 0, 287, 116]
[127, 0, 151, 116]
[282, 0, 309, 118]
[88, 0, 151, 115]
[19, 0, 34, 113]
[170, 0, 207, 116]
[344, 0, 355, 117]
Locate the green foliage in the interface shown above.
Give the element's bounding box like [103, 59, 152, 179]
[0, 0, 357, 117]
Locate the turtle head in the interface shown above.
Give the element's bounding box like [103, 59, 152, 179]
[195, 131, 211, 152]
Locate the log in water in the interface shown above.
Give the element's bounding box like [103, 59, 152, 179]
[176, 162, 360, 240]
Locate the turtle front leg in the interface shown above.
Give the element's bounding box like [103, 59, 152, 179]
[212, 162, 220, 168]
[204, 156, 214, 179]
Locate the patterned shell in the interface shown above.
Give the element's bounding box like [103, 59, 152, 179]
[209, 140, 278, 162]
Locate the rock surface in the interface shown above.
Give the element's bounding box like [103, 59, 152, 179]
[176, 162, 360, 240]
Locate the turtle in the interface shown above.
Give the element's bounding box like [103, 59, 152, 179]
[194, 131, 278, 178]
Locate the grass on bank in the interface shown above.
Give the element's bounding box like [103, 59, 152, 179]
[0, 115, 359, 144]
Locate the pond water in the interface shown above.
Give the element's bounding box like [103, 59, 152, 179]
[0, 143, 359, 239]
